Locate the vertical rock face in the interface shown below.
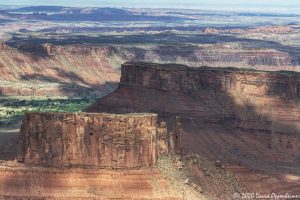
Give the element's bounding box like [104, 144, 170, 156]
[14, 62, 300, 194]
[120, 62, 300, 99]
[17, 113, 181, 168]
[85, 62, 300, 193]
[87, 62, 300, 121]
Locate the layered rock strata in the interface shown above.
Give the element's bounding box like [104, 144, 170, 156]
[86, 62, 300, 193]
[1, 42, 300, 96]
[0, 166, 182, 200]
[17, 112, 181, 168]
[6, 61, 300, 196]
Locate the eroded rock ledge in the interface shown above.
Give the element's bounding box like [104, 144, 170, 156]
[17, 112, 181, 169]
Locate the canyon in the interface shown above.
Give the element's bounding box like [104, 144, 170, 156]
[1, 5, 300, 199]
[86, 62, 300, 194]
[1, 42, 300, 97]
[0, 62, 299, 199]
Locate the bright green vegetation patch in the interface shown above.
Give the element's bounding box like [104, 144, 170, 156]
[0, 97, 96, 129]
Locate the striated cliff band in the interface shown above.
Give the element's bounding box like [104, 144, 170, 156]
[2, 109, 242, 200]
[86, 62, 300, 194]
[17, 113, 181, 169]
[1, 42, 300, 97]
[1, 112, 187, 200]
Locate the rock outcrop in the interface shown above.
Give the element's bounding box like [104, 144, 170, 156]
[0, 166, 183, 200]
[3, 61, 300, 197]
[86, 62, 300, 194]
[6, 111, 184, 199]
[17, 113, 181, 168]
[112, 44, 300, 69]
[86, 62, 300, 119]
[0, 43, 119, 97]
[1, 42, 300, 96]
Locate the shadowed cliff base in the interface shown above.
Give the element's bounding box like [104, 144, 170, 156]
[85, 62, 300, 194]
[19, 70, 118, 98]
[1, 73, 118, 98]
[0, 43, 120, 97]
[4, 32, 296, 47]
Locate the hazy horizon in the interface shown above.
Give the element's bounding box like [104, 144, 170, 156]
[1, 0, 300, 9]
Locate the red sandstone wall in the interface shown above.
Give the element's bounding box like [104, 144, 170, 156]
[84, 62, 300, 194]
[17, 113, 181, 168]
[86, 62, 300, 164]
[120, 62, 300, 98]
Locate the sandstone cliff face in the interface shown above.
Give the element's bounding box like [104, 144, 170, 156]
[112, 45, 300, 69]
[0, 43, 119, 97]
[119, 62, 300, 96]
[17, 112, 181, 168]
[87, 62, 300, 119]
[0, 43, 118, 84]
[86, 62, 300, 193]
[1, 42, 300, 96]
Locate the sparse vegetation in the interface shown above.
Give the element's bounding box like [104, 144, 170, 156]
[156, 154, 206, 200]
[87, 185, 100, 197]
[156, 154, 247, 200]
[0, 97, 95, 129]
